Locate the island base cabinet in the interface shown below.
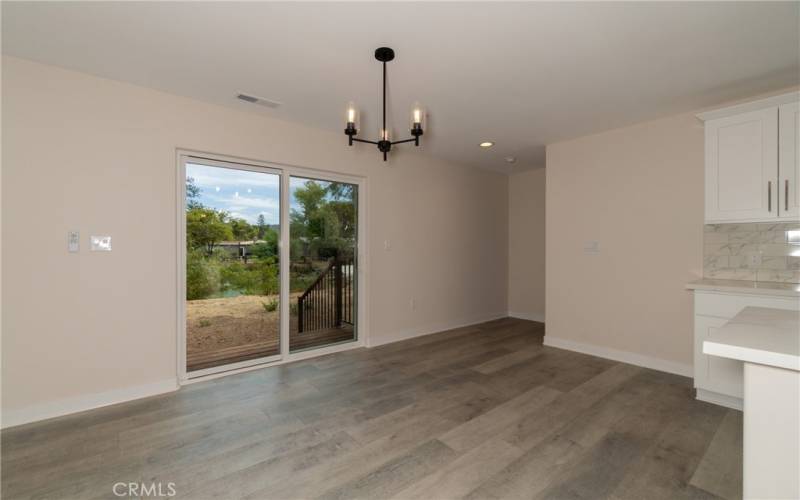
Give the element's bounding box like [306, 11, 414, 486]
[743, 363, 800, 500]
[693, 291, 799, 410]
[694, 315, 744, 408]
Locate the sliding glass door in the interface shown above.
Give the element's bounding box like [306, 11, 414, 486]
[183, 161, 282, 374]
[289, 176, 358, 352]
[181, 156, 361, 377]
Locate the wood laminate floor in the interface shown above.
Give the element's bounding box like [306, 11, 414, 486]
[1, 318, 742, 500]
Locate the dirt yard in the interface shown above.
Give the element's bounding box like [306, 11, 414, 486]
[187, 291, 354, 371]
[186, 294, 299, 360]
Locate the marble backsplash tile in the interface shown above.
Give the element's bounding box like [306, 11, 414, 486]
[704, 222, 800, 283]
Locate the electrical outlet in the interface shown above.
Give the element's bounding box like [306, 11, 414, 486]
[748, 254, 762, 268]
[384, 240, 391, 251]
[410, 298, 416, 310]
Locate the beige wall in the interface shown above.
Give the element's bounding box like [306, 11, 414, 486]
[546, 112, 705, 374]
[1, 57, 509, 423]
[508, 168, 545, 321]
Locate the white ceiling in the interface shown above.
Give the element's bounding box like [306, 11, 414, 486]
[3, 2, 798, 173]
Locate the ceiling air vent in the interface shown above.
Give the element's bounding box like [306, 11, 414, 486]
[236, 92, 282, 108]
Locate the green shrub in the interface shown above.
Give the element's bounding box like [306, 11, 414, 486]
[219, 257, 279, 296]
[262, 298, 278, 312]
[251, 242, 277, 259]
[220, 260, 257, 294]
[253, 258, 279, 295]
[186, 249, 221, 300]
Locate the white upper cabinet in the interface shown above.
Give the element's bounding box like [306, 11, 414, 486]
[779, 101, 799, 219]
[700, 92, 800, 223]
[704, 108, 777, 222]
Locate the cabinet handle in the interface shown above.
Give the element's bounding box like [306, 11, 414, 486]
[786, 180, 790, 212]
[768, 181, 772, 212]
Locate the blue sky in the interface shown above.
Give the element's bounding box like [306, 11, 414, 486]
[186, 164, 329, 225]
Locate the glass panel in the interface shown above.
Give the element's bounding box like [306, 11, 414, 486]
[289, 176, 358, 352]
[185, 163, 281, 372]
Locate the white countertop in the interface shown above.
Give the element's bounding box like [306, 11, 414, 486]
[703, 307, 800, 371]
[687, 278, 800, 298]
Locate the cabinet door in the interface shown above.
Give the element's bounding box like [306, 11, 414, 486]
[779, 102, 800, 219]
[694, 315, 743, 398]
[705, 108, 778, 222]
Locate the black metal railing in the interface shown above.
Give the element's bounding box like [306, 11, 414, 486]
[297, 257, 354, 333]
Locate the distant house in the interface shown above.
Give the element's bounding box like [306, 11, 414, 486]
[217, 240, 262, 260]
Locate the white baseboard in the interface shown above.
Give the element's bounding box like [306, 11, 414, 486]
[507, 311, 545, 323]
[543, 335, 693, 378]
[1, 378, 179, 429]
[368, 312, 508, 347]
[696, 388, 743, 411]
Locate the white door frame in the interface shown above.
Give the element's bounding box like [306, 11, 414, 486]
[176, 149, 368, 384]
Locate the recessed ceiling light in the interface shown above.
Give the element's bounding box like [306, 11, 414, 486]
[479, 141, 494, 148]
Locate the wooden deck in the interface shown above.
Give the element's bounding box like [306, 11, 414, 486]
[187, 325, 355, 371]
[290, 323, 355, 352]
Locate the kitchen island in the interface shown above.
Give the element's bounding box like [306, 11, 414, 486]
[703, 306, 799, 500]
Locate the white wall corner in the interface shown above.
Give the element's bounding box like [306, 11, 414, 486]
[1, 378, 179, 429]
[507, 311, 545, 323]
[543, 335, 693, 378]
[368, 312, 508, 348]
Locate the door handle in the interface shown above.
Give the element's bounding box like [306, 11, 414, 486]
[768, 181, 772, 212]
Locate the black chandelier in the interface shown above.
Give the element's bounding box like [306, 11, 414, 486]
[345, 47, 425, 161]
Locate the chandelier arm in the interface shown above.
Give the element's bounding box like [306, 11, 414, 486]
[391, 138, 418, 145]
[351, 138, 380, 145]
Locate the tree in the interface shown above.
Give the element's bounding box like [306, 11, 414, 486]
[326, 182, 355, 202]
[290, 180, 358, 261]
[186, 177, 203, 209]
[256, 214, 268, 239]
[230, 218, 257, 242]
[186, 207, 233, 253]
[294, 180, 327, 216]
[326, 200, 356, 239]
[291, 180, 327, 242]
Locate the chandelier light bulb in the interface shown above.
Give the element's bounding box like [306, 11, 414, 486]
[410, 102, 425, 141]
[346, 102, 358, 130]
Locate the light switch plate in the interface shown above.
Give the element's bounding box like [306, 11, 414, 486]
[68, 231, 80, 253]
[90, 235, 112, 252]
